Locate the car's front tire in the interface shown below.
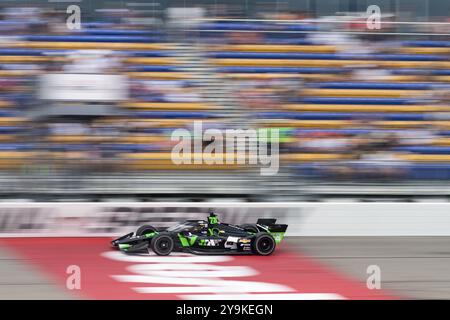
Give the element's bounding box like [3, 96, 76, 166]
[136, 225, 157, 236]
[151, 234, 174, 256]
[252, 233, 276, 256]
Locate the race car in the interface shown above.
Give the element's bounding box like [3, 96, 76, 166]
[111, 212, 287, 256]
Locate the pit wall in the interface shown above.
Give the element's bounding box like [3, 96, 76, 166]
[0, 202, 449, 237]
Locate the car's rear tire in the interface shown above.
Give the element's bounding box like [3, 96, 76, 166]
[136, 225, 157, 236]
[240, 224, 259, 233]
[252, 233, 276, 256]
[151, 234, 174, 256]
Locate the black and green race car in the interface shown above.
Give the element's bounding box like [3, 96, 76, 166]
[111, 212, 287, 256]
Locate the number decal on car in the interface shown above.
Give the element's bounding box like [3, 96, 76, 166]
[200, 239, 221, 246]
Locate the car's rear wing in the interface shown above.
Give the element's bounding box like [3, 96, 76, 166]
[257, 218, 288, 233]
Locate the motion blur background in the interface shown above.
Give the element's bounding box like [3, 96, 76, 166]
[0, 0, 448, 202]
[0, 0, 448, 300]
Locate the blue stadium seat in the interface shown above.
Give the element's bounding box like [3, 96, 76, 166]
[257, 112, 427, 120]
[296, 97, 414, 105]
[128, 66, 179, 72]
[199, 22, 315, 31]
[392, 69, 450, 75]
[216, 67, 345, 73]
[135, 111, 218, 119]
[305, 82, 434, 90]
[393, 146, 450, 154]
[403, 41, 450, 47]
[208, 52, 445, 61]
[76, 29, 162, 36]
[0, 143, 31, 151]
[102, 144, 160, 152]
[23, 35, 163, 43]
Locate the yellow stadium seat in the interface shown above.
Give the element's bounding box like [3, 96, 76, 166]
[121, 152, 250, 161]
[124, 164, 244, 170]
[119, 152, 247, 170]
[259, 120, 352, 128]
[212, 59, 450, 69]
[374, 121, 450, 129]
[432, 76, 450, 82]
[127, 72, 192, 80]
[398, 154, 450, 162]
[0, 101, 13, 108]
[0, 135, 17, 142]
[433, 121, 450, 129]
[0, 117, 25, 124]
[0, 56, 65, 63]
[385, 75, 426, 82]
[399, 47, 450, 54]
[384, 60, 450, 68]
[49, 151, 85, 159]
[0, 151, 34, 169]
[432, 138, 450, 146]
[124, 118, 221, 128]
[222, 73, 343, 81]
[0, 70, 39, 77]
[0, 151, 34, 158]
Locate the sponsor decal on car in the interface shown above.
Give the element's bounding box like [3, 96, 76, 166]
[199, 239, 221, 246]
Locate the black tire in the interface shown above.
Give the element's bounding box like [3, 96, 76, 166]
[240, 224, 259, 233]
[252, 232, 276, 256]
[151, 234, 174, 256]
[136, 225, 157, 236]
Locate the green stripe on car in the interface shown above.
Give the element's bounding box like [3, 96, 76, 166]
[188, 235, 198, 246]
[269, 232, 285, 244]
[144, 232, 157, 238]
[177, 233, 190, 247]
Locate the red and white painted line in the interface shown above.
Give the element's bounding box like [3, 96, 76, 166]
[0, 237, 394, 299]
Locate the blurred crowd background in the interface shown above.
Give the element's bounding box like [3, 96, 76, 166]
[0, 0, 448, 201]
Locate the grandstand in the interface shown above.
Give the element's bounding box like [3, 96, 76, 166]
[199, 19, 450, 198]
[0, 3, 448, 201]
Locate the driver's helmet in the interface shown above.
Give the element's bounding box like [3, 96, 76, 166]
[193, 221, 208, 233]
[208, 212, 219, 225]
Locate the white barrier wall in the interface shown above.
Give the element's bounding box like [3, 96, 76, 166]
[0, 202, 449, 237]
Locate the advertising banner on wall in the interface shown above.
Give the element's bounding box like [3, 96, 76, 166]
[39, 73, 129, 101]
[0, 202, 449, 237]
